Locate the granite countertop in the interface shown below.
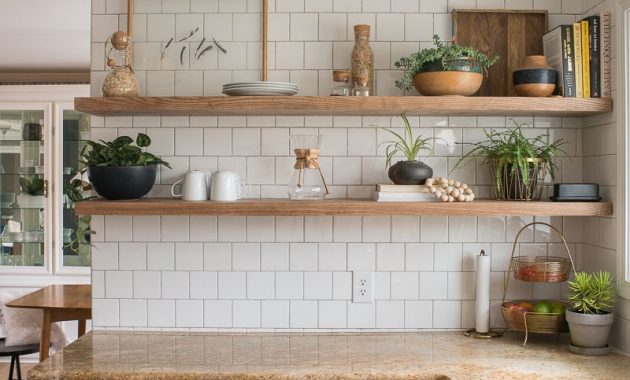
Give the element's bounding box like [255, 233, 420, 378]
[29, 331, 630, 380]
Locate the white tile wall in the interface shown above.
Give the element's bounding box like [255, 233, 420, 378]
[92, 0, 592, 332]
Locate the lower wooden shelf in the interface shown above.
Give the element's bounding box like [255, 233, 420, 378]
[74, 198, 613, 217]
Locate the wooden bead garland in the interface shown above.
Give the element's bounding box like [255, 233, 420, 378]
[425, 177, 475, 202]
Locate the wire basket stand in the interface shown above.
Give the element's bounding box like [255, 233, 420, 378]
[502, 222, 577, 346]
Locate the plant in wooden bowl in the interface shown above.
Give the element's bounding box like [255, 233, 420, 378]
[395, 35, 499, 96]
[381, 114, 433, 185]
[454, 119, 566, 200]
[81, 133, 171, 200]
[566, 271, 616, 355]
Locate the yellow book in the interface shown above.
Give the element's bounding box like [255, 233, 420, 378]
[573, 23, 583, 98]
[581, 19, 591, 98]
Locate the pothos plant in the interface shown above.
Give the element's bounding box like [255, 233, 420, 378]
[394, 35, 500, 91]
[380, 114, 432, 167]
[63, 168, 95, 258]
[81, 133, 171, 168]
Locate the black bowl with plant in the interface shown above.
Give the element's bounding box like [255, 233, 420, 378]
[380, 115, 433, 185]
[454, 119, 566, 200]
[395, 35, 499, 96]
[81, 133, 171, 200]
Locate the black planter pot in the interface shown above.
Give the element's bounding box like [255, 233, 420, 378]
[388, 160, 433, 185]
[22, 123, 42, 141]
[87, 165, 157, 200]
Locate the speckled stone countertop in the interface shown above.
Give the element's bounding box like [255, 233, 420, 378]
[29, 331, 630, 380]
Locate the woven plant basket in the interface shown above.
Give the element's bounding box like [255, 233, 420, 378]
[489, 158, 546, 200]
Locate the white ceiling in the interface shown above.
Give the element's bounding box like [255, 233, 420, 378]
[0, 0, 90, 72]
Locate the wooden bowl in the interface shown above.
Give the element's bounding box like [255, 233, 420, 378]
[412, 71, 483, 96]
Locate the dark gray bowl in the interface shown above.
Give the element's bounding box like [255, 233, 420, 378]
[87, 165, 157, 200]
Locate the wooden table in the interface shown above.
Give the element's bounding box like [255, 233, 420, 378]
[6, 285, 91, 362]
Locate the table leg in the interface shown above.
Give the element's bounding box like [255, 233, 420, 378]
[39, 310, 52, 362]
[78, 319, 86, 337]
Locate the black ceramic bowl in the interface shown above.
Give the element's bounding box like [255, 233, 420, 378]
[388, 160, 433, 185]
[87, 165, 157, 200]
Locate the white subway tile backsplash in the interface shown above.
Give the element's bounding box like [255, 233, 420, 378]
[190, 272, 218, 299]
[276, 272, 304, 299]
[261, 300, 290, 328]
[176, 300, 204, 327]
[391, 272, 419, 300]
[347, 302, 375, 328]
[233, 300, 261, 327]
[92, 2, 592, 333]
[218, 272, 247, 299]
[147, 243, 175, 270]
[105, 271, 133, 298]
[304, 272, 333, 299]
[247, 272, 275, 299]
[204, 300, 232, 327]
[290, 300, 318, 328]
[119, 299, 148, 327]
[318, 300, 347, 328]
[148, 300, 175, 327]
[162, 271, 190, 299]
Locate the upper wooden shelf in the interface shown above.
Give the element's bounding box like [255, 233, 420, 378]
[74, 96, 612, 117]
[74, 198, 612, 217]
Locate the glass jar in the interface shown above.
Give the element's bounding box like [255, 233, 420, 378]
[288, 135, 329, 200]
[351, 24, 374, 96]
[331, 70, 351, 96]
[101, 65, 140, 97]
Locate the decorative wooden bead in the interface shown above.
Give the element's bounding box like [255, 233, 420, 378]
[461, 184, 468, 190]
[447, 179, 454, 186]
[465, 188, 473, 194]
[454, 181, 461, 188]
[435, 190, 443, 198]
[425, 178, 435, 187]
[440, 194, 449, 202]
[446, 186, 454, 194]
[429, 186, 437, 193]
[451, 189, 460, 197]
[448, 195, 454, 202]
[458, 194, 466, 202]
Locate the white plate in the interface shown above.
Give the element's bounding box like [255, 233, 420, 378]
[223, 83, 298, 90]
[224, 81, 297, 87]
[222, 88, 298, 96]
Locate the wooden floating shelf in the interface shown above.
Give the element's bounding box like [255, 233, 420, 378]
[75, 96, 612, 117]
[74, 199, 613, 217]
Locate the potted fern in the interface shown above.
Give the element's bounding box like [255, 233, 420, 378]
[454, 119, 566, 200]
[381, 114, 433, 185]
[566, 271, 616, 355]
[395, 35, 499, 96]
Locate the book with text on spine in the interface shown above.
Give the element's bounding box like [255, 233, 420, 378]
[543, 25, 576, 97]
[573, 22, 583, 98]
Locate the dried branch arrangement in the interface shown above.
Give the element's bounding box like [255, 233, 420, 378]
[161, 28, 228, 65]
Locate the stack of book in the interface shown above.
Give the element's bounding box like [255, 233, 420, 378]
[542, 12, 611, 98]
[373, 184, 435, 202]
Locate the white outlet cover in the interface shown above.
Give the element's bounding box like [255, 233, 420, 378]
[352, 271, 374, 303]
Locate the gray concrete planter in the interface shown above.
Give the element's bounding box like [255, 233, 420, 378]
[566, 309, 614, 349]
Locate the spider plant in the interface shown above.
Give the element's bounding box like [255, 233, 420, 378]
[569, 271, 616, 315]
[453, 119, 566, 198]
[381, 114, 432, 167]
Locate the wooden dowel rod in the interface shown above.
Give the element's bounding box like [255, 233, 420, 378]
[262, 0, 268, 81]
[127, 0, 134, 66]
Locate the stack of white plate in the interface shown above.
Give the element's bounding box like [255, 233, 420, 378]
[222, 81, 298, 96]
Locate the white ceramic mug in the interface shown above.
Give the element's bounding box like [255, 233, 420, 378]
[171, 170, 211, 201]
[210, 171, 248, 201]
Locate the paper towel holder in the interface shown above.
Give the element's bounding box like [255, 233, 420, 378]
[464, 250, 503, 339]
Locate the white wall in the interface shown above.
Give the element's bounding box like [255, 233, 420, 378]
[89, 0, 595, 333]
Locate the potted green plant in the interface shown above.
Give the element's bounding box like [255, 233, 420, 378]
[566, 271, 616, 355]
[81, 133, 171, 200]
[63, 169, 95, 265]
[380, 114, 433, 185]
[395, 35, 499, 96]
[454, 119, 566, 200]
[16, 176, 46, 208]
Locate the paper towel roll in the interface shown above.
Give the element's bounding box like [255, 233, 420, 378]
[475, 250, 490, 333]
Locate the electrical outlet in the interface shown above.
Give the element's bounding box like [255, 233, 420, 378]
[352, 271, 374, 303]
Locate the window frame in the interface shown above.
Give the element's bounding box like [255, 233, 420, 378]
[618, 0, 630, 299]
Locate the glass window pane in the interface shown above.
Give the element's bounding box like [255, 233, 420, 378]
[61, 109, 91, 267]
[0, 110, 46, 267]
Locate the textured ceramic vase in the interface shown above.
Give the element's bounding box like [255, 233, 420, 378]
[388, 161, 433, 185]
[513, 55, 557, 97]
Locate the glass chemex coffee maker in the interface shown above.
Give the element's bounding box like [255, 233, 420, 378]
[288, 135, 329, 200]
